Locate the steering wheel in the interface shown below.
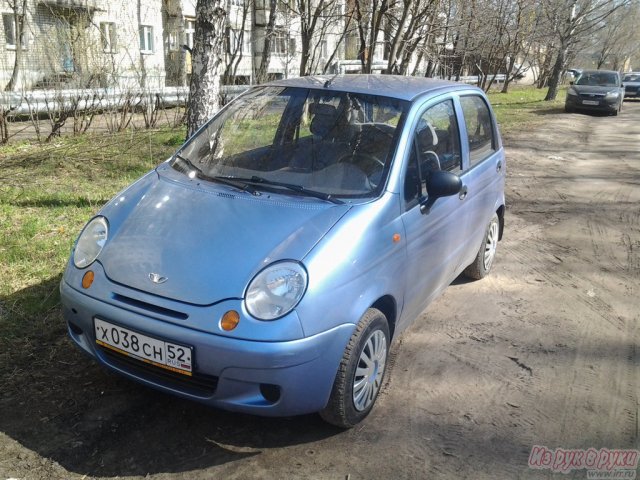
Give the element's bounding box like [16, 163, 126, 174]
[338, 153, 384, 189]
[338, 153, 385, 170]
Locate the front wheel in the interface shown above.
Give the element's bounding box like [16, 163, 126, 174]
[464, 213, 500, 280]
[320, 308, 390, 428]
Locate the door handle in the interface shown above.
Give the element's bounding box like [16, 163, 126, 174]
[459, 185, 468, 200]
[496, 160, 503, 173]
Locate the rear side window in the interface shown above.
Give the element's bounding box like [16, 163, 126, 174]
[460, 95, 496, 167]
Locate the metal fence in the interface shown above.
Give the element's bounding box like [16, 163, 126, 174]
[0, 76, 509, 116]
[0, 85, 249, 116]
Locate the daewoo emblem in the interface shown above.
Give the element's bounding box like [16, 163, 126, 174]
[149, 273, 168, 284]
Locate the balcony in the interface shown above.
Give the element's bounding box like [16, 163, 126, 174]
[38, 0, 101, 12]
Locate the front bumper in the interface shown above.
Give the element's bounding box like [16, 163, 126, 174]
[60, 279, 354, 416]
[623, 87, 639, 98]
[565, 94, 620, 112]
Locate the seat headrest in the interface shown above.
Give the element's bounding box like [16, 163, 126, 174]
[310, 104, 338, 138]
[417, 122, 438, 147]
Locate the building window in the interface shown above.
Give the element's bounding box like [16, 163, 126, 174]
[184, 18, 195, 50]
[167, 30, 178, 51]
[320, 40, 328, 58]
[228, 29, 249, 55]
[230, 0, 244, 6]
[99, 22, 116, 53]
[273, 30, 287, 55]
[139, 25, 154, 53]
[244, 31, 251, 54]
[3, 13, 25, 49]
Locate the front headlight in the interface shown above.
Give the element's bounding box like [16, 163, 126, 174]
[245, 261, 308, 320]
[73, 216, 108, 268]
[605, 91, 620, 99]
[567, 87, 578, 96]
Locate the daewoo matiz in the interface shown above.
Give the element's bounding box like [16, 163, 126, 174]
[61, 75, 506, 428]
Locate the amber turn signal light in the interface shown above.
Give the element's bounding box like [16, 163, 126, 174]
[220, 310, 240, 331]
[82, 271, 95, 289]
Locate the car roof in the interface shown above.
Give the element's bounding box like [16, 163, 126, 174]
[265, 74, 478, 102]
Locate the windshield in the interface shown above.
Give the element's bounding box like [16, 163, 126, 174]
[173, 86, 408, 199]
[623, 74, 639, 82]
[575, 72, 619, 87]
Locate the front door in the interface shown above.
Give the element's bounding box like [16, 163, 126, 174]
[400, 98, 468, 322]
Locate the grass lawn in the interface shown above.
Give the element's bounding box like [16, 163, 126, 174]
[0, 84, 565, 343]
[488, 84, 567, 134]
[0, 128, 184, 346]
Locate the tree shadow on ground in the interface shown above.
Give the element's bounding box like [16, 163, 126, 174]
[532, 107, 566, 116]
[0, 277, 341, 477]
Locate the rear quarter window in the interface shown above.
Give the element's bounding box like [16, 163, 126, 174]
[460, 95, 496, 168]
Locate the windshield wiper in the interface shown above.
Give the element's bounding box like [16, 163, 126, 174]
[218, 175, 343, 204]
[247, 176, 344, 204]
[172, 155, 257, 194]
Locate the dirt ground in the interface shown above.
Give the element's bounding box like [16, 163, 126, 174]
[1, 101, 639, 480]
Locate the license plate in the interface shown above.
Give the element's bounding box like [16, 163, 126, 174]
[582, 100, 599, 105]
[94, 318, 193, 376]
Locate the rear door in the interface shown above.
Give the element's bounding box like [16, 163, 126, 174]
[455, 93, 505, 271]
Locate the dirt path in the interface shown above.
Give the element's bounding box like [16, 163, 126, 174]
[1, 103, 639, 480]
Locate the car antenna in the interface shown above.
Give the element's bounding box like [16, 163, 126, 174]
[324, 72, 340, 88]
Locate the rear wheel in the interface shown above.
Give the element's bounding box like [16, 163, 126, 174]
[464, 213, 500, 280]
[320, 308, 390, 428]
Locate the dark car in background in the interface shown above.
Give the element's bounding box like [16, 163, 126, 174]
[565, 69, 624, 115]
[622, 72, 640, 99]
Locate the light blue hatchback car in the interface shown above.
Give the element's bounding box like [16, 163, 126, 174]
[61, 75, 506, 428]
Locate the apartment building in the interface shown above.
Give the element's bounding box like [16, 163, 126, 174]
[0, 0, 349, 91]
[1, 0, 165, 90]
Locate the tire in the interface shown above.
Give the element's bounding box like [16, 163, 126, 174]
[464, 213, 500, 280]
[320, 308, 390, 428]
[565, 105, 574, 113]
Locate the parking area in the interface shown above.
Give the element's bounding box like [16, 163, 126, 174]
[0, 102, 639, 480]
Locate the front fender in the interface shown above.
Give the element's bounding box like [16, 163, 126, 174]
[296, 192, 406, 338]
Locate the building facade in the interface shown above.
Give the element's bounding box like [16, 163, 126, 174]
[0, 0, 352, 91]
[1, 0, 166, 90]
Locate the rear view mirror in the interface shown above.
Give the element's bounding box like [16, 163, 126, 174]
[420, 170, 462, 214]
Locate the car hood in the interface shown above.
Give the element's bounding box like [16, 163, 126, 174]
[572, 85, 620, 94]
[98, 170, 349, 305]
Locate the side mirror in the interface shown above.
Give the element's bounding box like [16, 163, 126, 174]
[420, 170, 462, 215]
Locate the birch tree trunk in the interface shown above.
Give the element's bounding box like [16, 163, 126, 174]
[5, 0, 27, 91]
[186, 0, 227, 139]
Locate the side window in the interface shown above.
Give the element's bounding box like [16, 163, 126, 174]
[404, 99, 461, 208]
[460, 95, 496, 167]
[415, 100, 462, 173]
